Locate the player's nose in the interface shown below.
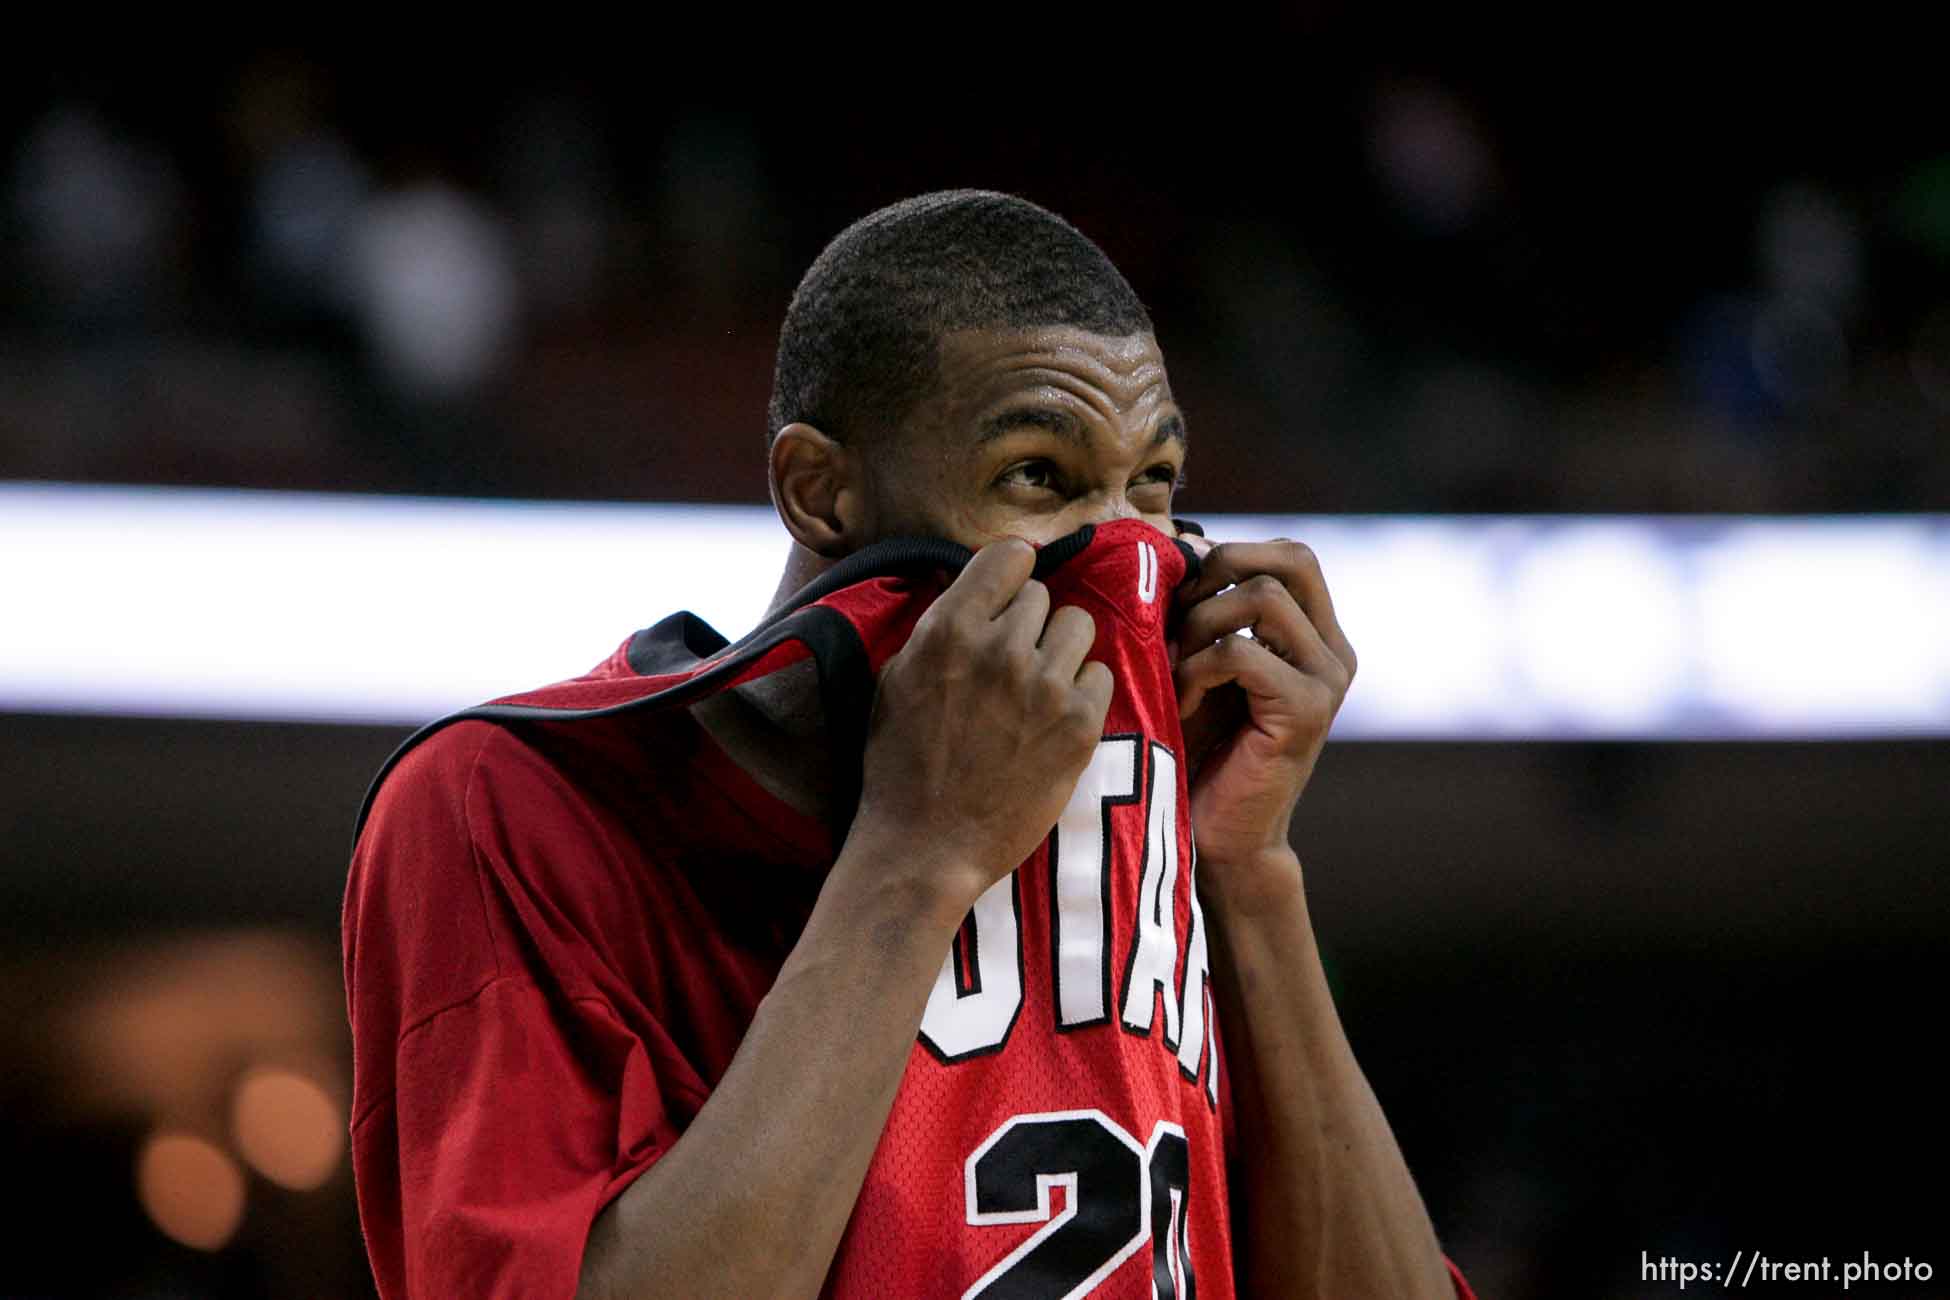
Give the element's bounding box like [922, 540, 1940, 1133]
[1076, 488, 1142, 527]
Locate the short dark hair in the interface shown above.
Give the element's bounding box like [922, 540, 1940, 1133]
[767, 190, 1153, 447]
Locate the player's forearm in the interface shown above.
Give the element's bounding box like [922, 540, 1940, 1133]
[578, 825, 969, 1300]
[1203, 850, 1453, 1300]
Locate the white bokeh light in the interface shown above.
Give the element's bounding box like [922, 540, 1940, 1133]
[1505, 523, 1694, 732]
[1696, 521, 1945, 732]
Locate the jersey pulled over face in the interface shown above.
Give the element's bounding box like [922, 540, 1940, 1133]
[344, 516, 1231, 1300]
[829, 517, 1231, 1300]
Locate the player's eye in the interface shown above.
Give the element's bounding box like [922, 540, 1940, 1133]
[1129, 464, 1184, 500]
[997, 460, 1063, 493]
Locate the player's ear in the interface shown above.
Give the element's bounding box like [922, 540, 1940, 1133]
[769, 422, 870, 558]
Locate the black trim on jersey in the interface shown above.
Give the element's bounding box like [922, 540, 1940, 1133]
[1204, 986, 1220, 1109]
[1117, 740, 1183, 1052]
[954, 910, 982, 998]
[1032, 524, 1093, 575]
[354, 535, 982, 847]
[1171, 535, 1200, 579]
[352, 601, 869, 844]
[918, 871, 1026, 1066]
[1115, 742, 1158, 1041]
[351, 520, 1165, 850]
[1174, 844, 1214, 1093]
[1147, 1125, 1198, 1300]
[1051, 733, 1142, 1035]
[624, 611, 728, 676]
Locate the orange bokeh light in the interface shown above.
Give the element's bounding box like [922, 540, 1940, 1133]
[136, 1132, 246, 1252]
[230, 1066, 345, 1191]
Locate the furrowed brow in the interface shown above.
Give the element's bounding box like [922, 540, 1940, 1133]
[976, 406, 1085, 447]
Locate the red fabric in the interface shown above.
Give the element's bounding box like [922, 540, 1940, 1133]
[344, 701, 831, 1298]
[344, 518, 1473, 1298]
[823, 521, 1234, 1297]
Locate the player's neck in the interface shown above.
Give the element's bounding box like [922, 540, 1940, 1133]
[689, 547, 839, 824]
[766, 541, 833, 619]
[690, 673, 833, 823]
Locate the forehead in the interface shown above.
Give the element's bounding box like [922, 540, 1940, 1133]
[929, 326, 1172, 419]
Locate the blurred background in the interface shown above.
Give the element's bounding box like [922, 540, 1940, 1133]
[3, 35, 1946, 1299]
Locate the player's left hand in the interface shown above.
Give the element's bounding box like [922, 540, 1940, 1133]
[1171, 537, 1356, 907]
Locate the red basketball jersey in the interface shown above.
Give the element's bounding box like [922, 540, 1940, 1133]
[347, 518, 1232, 1298]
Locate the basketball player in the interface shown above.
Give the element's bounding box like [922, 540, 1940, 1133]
[344, 191, 1473, 1298]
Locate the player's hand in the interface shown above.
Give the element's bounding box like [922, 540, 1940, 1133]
[1172, 537, 1356, 909]
[851, 537, 1113, 917]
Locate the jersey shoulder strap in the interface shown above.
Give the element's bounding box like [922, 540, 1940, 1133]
[349, 523, 1201, 849]
[350, 535, 982, 847]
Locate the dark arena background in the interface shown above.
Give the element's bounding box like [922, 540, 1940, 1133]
[2, 38, 1945, 1299]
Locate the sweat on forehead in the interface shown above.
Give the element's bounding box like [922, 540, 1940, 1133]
[767, 190, 1154, 449]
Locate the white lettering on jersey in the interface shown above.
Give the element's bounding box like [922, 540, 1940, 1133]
[1052, 736, 1141, 1028]
[1175, 841, 1214, 1094]
[916, 736, 1217, 1106]
[1119, 743, 1183, 1047]
[1136, 541, 1158, 604]
[920, 874, 1024, 1060]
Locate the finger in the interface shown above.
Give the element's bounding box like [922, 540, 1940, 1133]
[933, 536, 1037, 623]
[1175, 632, 1329, 722]
[1177, 574, 1346, 682]
[1036, 603, 1098, 680]
[1177, 539, 1356, 678]
[1179, 680, 1247, 774]
[1073, 659, 1114, 720]
[996, 576, 1052, 644]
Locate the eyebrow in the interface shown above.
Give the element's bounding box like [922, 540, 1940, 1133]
[1153, 412, 1188, 451]
[976, 406, 1082, 446]
[976, 407, 1189, 451]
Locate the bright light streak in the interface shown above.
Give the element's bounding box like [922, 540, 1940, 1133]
[1695, 521, 1946, 733]
[0, 484, 779, 723]
[2, 484, 1944, 737]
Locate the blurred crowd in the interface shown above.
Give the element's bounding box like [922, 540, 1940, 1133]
[3, 51, 1945, 515]
[3, 45, 1945, 1300]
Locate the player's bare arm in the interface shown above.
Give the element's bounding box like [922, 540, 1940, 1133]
[579, 539, 1111, 1300]
[1173, 539, 1456, 1297]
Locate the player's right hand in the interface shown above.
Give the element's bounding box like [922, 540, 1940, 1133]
[850, 537, 1112, 916]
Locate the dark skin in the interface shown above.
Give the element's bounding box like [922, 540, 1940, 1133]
[578, 326, 1453, 1299]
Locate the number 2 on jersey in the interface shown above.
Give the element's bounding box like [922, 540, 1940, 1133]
[963, 1110, 1196, 1300]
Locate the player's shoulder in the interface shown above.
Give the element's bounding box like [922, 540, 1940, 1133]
[350, 617, 729, 882]
[383, 716, 503, 787]
[363, 712, 605, 827]
[348, 716, 621, 932]
[352, 718, 504, 857]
